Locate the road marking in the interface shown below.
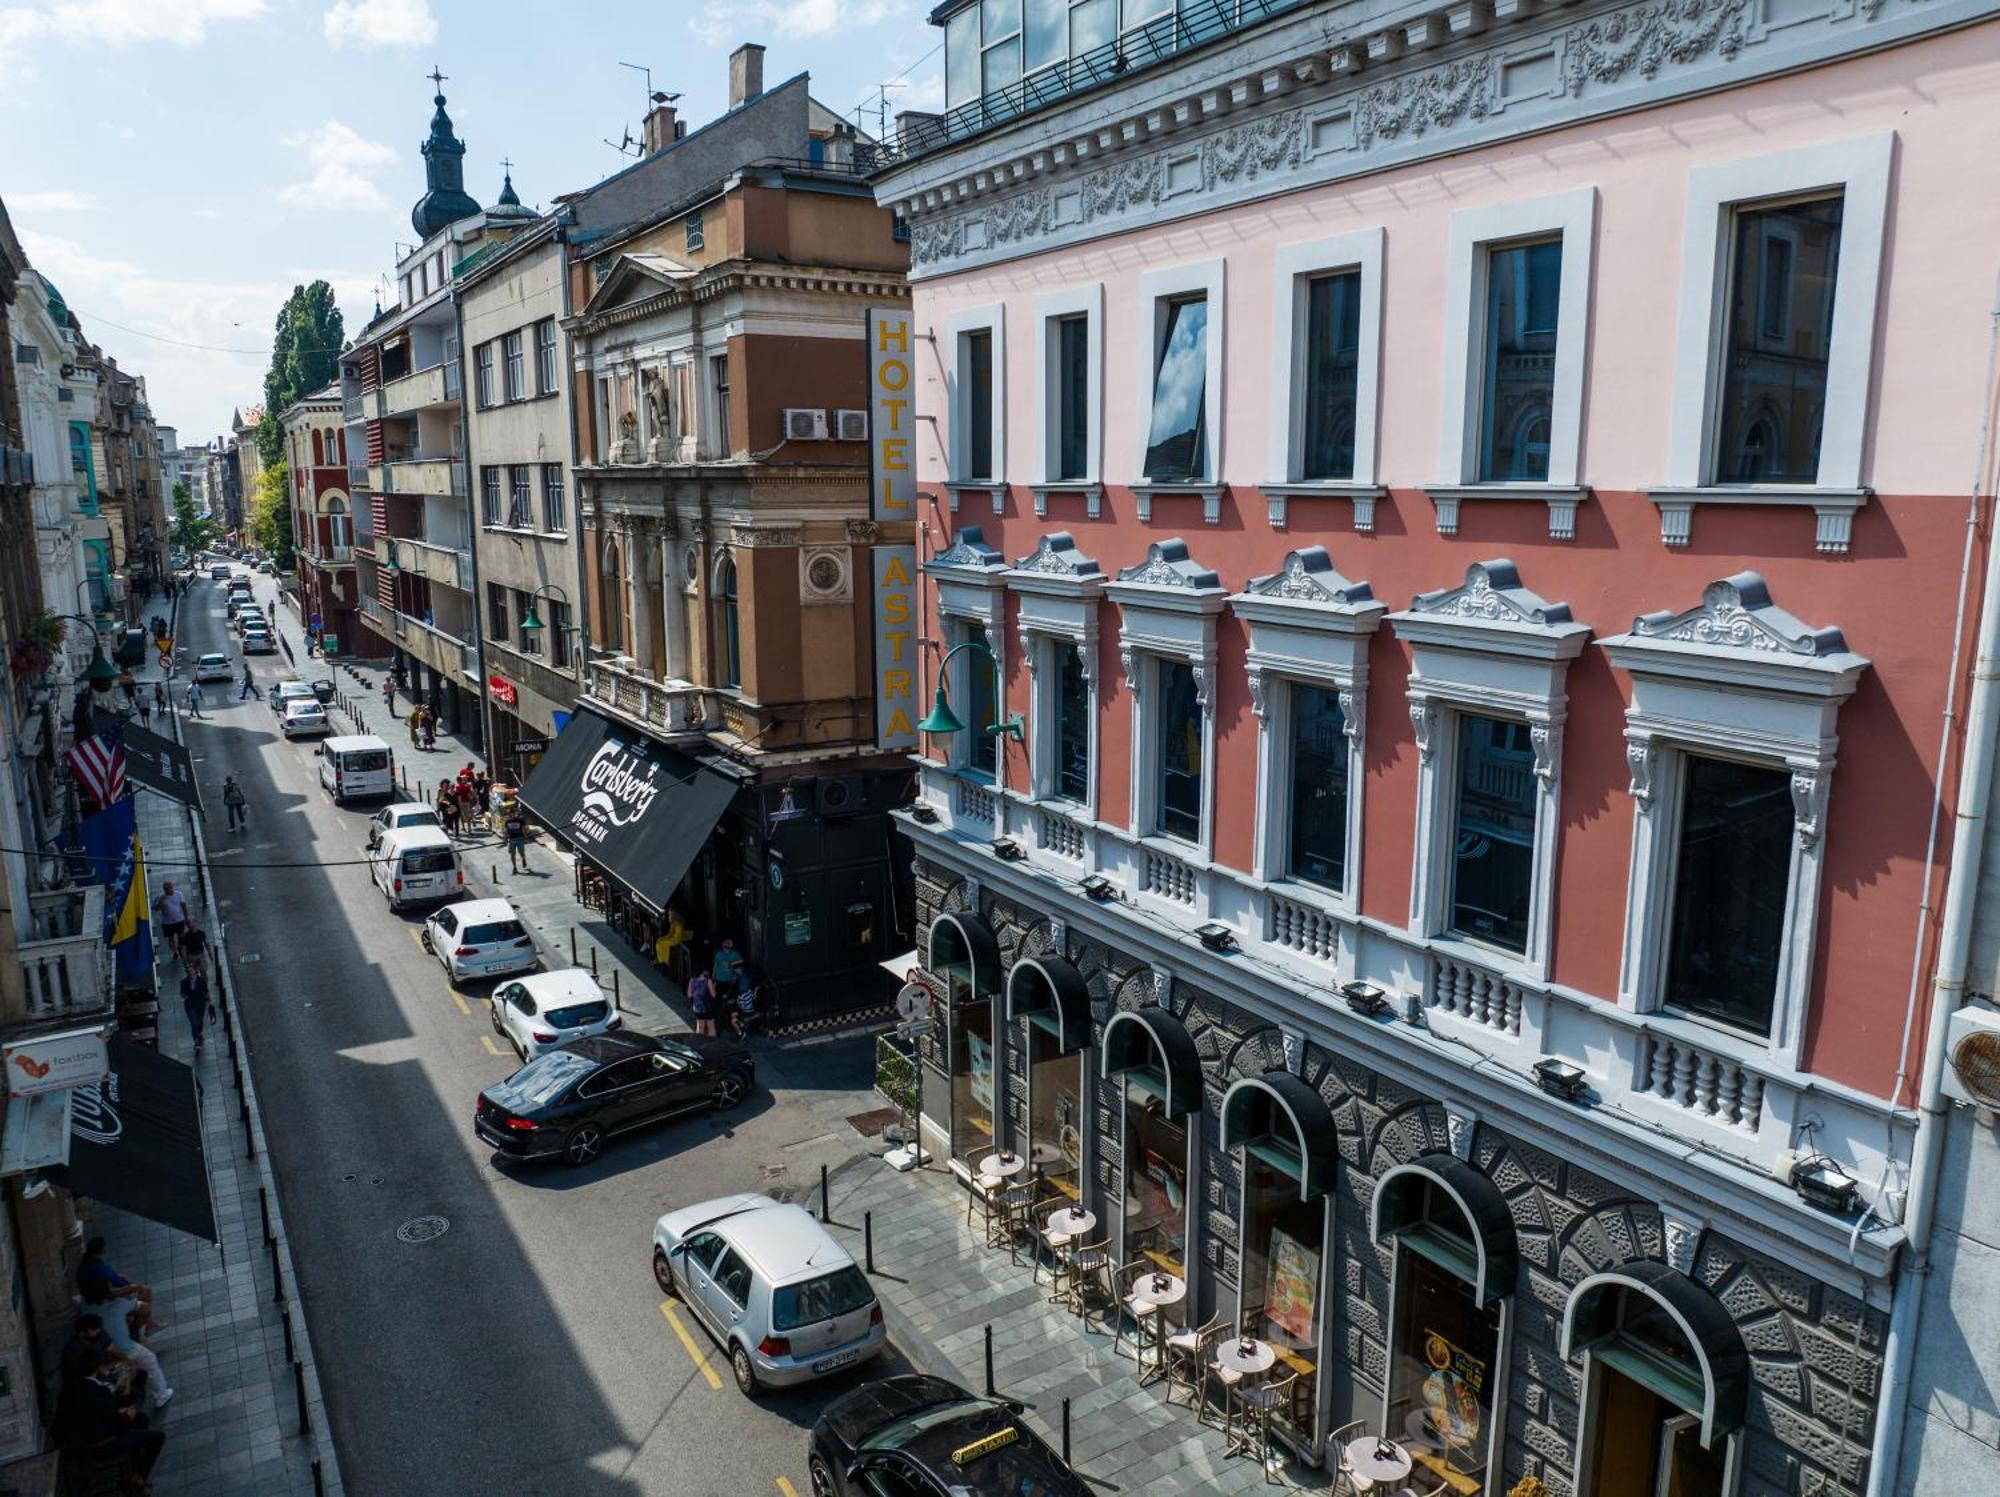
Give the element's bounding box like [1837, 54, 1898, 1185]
[659, 1301, 722, 1390]
[448, 989, 472, 1017]
[480, 1034, 506, 1057]
[776, 1480, 801, 1497]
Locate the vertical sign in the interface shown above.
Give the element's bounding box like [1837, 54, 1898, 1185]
[873, 546, 918, 750]
[867, 308, 915, 524]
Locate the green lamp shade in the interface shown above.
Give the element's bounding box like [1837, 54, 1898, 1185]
[83, 645, 120, 691]
[916, 685, 966, 737]
[519, 606, 544, 633]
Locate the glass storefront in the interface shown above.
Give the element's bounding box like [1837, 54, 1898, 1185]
[1122, 1086, 1189, 1286]
[1239, 1155, 1324, 1447]
[1387, 1242, 1501, 1491]
[951, 997, 997, 1161]
[1024, 1019, 1083, 1202]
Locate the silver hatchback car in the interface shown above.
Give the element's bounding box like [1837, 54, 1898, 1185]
[652, 1195, 886, 1397]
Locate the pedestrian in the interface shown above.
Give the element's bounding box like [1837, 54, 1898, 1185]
[152, 681, 167, 719]
[710, 937, 743, 998]
[408, 707, 422, 750]
[730, 960, 763, 1039]
[135, 691, 152, 731]
[178, 917, 208, 977]
[179, 969, 210, 1053]
[222, 775, 247, 832]
[383, 677, 398, 717]
[687, 968, 716, 1038]
[152, 882, 188, 962]
[184, 680, 203, 719]
[437, 784, 460, 837]
[472, 769, 491, 815]
[421, 705, 437, 750]
[502, 802, 528, 873]
[238, 662, 261, 701]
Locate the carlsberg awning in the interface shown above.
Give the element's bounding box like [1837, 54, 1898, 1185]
[516, 708, 737, 913]
[49, 1035, 216, 1242]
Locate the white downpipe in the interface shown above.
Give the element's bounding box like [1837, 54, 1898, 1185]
[1867, 268, 2000, 1497]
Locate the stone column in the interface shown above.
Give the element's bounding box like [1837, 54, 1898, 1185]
[625, 520, 656, 677]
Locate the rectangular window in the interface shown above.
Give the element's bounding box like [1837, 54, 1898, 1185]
[965, 633, 997, 777]
[1055, 315, 1089, 482]
[551, 600, 574, 669]
[672, 364, 694, 440]
[945, 6, 980, 110]
[1300, 272, 1361, 481]
[1477, 238, 1561, 482]
[508, 464, 532, 528]
[1122, 1090, 1188, 1280]
[1144, 296, 1208, 481]
[486, 582, 509, 644]
[1239, 1153, 1321, 1449]
[1288, 685, 1349, 893]
[480, 465, 502, 526]
[1054, 642, 1089, 802]
[535, 319, 558, 395]
[475, 343, 494, 408]
[1664, 756, 1793, 1036]
[961, 328, 994, 480]
[710, 354, 732, 456]
[948, 994, 995, 1159]
[1713, 195, 1843, 485]
[541, 465, 565, 532]
[516, 590, 541, 655]
[981, 0, 1022, 96]
[1448, 714, 1536, 954]
[1156, 659, 1202, 842]
[503, 332, 525, 402]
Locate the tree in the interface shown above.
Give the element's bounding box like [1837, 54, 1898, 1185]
[248, 457, 294, 567]
[257, 282, 345, 468]
[168, 481, 212, 551]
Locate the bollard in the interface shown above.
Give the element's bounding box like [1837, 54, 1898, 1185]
[820, 1163, 830, 1223]
[493, 864, 500, 884]
[259, 1186, 273, 1245]
[591, 947, 600, 980]
[1062, 1398, 1072, 1464]
[268, 1236, 283, 1303]
[613, 970, 622, 1013]
[570, 927, 578, 964]
[865, 1211, 874, 1274]
[313, 1460, 324, 1497]
[984, 1324, 995, 1396]
[282, 1305, 296, 1361]
[294, 1359, 311, 1436]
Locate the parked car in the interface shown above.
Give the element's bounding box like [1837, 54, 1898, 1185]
[324, 738, 397, 804]
[654, 1195, 887, 1399]
[309, 677, 337, 704]
[194, 652, 233, 684]
[281, 700, 330, 739]
[473, 1031, 753, 1167]
[807, 1376, 1089, 1497]
[421, 897, 537, 984]
[209, 563, 229, 581]
[270, 680, 316, 716]
[370, 826, 461, 910]
[366, 802, 435, 847]
[257, 559, 277, 575]
[241, 626, 275, 655]
[489, 970, 620, 1060]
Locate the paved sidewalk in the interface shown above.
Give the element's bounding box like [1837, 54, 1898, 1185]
[824, 1155, 1320, 1494]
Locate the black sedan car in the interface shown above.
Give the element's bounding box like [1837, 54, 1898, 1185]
[808, 1374, 1089, 1497]
[474, 1031, 753, 1167]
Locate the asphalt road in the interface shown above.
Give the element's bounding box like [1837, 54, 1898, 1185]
[173, 568, 892, 1497]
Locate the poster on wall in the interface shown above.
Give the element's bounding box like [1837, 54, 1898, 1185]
[968, 1031, 993, 1117]
[1263, 1228, 1320, 1348]
[872, 546, 918, 750]
[866, 307, 916, 526]
[1419, 1331, 1487, 1455]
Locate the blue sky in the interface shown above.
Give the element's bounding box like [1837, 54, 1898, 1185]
[0, 0, 943, 445]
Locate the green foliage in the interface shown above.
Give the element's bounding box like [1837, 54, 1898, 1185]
[248, 457, 294, 567]
[169, 482, 212, 551]
[258, 281, 345, 469]
[874, 1034, 920, 1117]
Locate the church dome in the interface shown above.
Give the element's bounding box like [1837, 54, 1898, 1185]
[410, 86, 482, 240]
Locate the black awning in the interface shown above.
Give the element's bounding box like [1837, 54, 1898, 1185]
[119, 723, 202, 810]
[517, 708, 737, 914]
[49, 1035, 216, 1243]
[1370, 1152, 1520, 1305]
[1101, 1007, 1203, 1118]
[1220, 1069, 1339, 1202]
[1561, 1258, 1750, 1446]
[926, 910, 1001, 997]
[1005, 956, 1091, 1053]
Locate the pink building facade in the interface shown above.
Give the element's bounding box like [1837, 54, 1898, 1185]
[874, 4, 2000, 1494]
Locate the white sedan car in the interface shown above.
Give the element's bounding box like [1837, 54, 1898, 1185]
[241, 627, 275, 655]
[281, 700, 330, 738]
[489, 969, 620, 1060]
[194, 652, 233, 683]
[423, 898, 538, 984]
[368, 801, 442, 850]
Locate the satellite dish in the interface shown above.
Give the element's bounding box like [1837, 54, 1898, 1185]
[895, 983, 929, 1024]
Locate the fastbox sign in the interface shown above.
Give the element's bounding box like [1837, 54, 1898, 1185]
[4, 1027, 109, 1098]
[569, 735, 664, 848]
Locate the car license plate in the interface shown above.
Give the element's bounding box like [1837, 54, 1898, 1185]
[812, 1349, 859, 1374]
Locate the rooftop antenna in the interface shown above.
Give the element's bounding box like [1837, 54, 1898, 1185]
[863, 79, 906, 140]
[602, 61, 663, 157]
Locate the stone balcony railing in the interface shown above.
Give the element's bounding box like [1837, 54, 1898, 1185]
[16, 886, 110, 1023]
[372, 362, 452, 419]
[583, 655, 707, 737]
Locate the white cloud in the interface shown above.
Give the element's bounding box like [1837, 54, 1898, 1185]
[6, 189, 97, 213]
[691, 0, 893, 47]
[277, 121, 397, 212]
[0, 0, 264, 48]
[322, 0, 437, 47]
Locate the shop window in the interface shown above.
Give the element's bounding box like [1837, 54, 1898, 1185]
[934, 921, 998, 1162]
[1122, 1091, 1188, 1281]
[1384, 1181, 1503, 1490]
[1023, 1019, 1083, 1203]
[1239, 1155, 1323, 1445]
[1574, 1282, 1740, 1497]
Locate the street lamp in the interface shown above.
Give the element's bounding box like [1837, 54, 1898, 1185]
[52, 613, 120, 693]
[514, 582, 578, 640]
[917, 639, 1024, 742]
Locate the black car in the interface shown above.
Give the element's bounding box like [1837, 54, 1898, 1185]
[808, 1375, 1089, 1497]
[474, 1031, 753, 1167]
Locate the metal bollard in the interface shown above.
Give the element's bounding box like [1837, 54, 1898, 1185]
[294, 1359, 311, 1436]
[313, 1460, 324, 1497]
[259, 1186, 273, 1245]
[1063, 1398, 1071, 1465]
[865, 1211, 874, 1274]
[570, 928, 578, 964]
[984, 1324, 995, 1396]
[613, 970, 622, 1013]
[268, 1237, 283, 1303]
[282, 1305, 296, 1361]
[590, 947, 600, 979]
[820, 1163, 830, 1223]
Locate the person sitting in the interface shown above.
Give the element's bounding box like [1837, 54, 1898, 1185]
[70, 1346, 166, 1490]
[98, 1302, 172, 1410]
[77, 1238, 160, 1334]
[653, 909, 689, 977]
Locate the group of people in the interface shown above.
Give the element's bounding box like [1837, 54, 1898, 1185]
[152, 881, 217, 1053]
[434, 764, 529, 869]
[57, 1238, 172, 1491]
[405, 701, 440, 751]
[671, 923, 764, 1040]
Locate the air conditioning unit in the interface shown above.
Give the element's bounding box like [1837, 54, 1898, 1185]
[1943, 1005, 2000, 1112]
[833, 409, 869, 441]
[799, 546, 853, 604]
[783, 408, 829, 441]
[817, 775, 864, 817]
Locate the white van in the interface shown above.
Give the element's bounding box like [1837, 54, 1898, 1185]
[319, 736, 395, 804]
[371, 826, 462, 911]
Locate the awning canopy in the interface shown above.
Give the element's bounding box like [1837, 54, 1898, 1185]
[1370, 1152, 1520, 1305]
[517, 707, 737, 915]
[926, 910, 1000, 997]
[1101, 1007, 1203, 1118]
[1006, 956, 1091, 1053]
[1220, 1069, 1339, 1202]
[1561, 1259, 1750, 1448]
[49, 1036, 216, 1242]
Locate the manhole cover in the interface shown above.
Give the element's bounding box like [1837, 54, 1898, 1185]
[396, 1215, 450, 1244]
[758, 1163, 787, 1181]
[846, 1108, 901, 1138]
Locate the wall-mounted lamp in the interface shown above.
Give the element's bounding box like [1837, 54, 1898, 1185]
[992, 837, 1026, 862]
[1079, 874, 1116, 903]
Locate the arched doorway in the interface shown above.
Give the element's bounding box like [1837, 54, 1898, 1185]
[1005, 956, 1091, 1206]
[927, 911, 1001, 1165]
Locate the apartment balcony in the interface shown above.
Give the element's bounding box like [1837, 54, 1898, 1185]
[370, 456, 464, 498]
[13, 887, 110, 1025]
[582, 654, 708, 738]
[371, 363, 455, 419]
[374, 533, 473, 592]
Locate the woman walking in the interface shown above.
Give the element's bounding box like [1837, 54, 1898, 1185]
[687, 968, 716, 1038]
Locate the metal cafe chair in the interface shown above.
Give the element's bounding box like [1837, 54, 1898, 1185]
[1233, 1368, 1301, 1483]
[1034, 1202, 1078, 1300]
[997, 1180, 1039, 1263]
[1111, 1261, 1165, 1365]
[1164, 1313, 1225, 1409]
[1327, 1419, 1377, 1495]
[960, 1151, 1006, 1239]
[1064, 1236, 1115, 1324]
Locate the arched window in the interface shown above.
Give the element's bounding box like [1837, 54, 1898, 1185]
[716, 552, 741, 689]
[600, 534, 627, 653]
[312, 430, 325, 466]
[325, 496, 350, 553]
[1005, 958, 1090, 1205]
[928, 912, 1000, 1163]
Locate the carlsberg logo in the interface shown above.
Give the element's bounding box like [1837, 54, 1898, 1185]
[579, 742, 660, 827]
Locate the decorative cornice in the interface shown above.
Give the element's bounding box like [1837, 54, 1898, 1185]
[1240, 545, 1373, 607]
[1627, 573, 1850, 657]
[1408, 559, 1572, 627]
[927, 524, 1007, 573]
[1010, 530, 1102, 579]
[1111, 537, 1222, 592]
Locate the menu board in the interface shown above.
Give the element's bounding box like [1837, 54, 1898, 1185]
[1263, 1228, 1320, 1347]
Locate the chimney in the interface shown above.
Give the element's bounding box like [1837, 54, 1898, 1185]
[729, 43, 765, 109]
[642, 101, 679, 156]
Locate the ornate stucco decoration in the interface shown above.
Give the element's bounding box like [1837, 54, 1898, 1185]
[1627, 574, 1850, 658]
[1241, 546, 1374, 608]
[926, 525, 1007, 576]
[1407, 560, 1575, 629]
[1013, 531, 1102, 580]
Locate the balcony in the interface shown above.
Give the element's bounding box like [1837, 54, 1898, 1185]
[375, 534, 473, 592]
[372, 363, 453, 419]
[15, 887, 110, 1024]
[584, 655, 707, 738]
[370, 456, 464, 498]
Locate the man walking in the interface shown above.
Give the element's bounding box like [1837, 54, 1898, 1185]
[180, 968, 211, 1053]
[223, 775, 248, 832]
[238, 662, 261, 701]
[135, 690, 152, 730]
[184, 680, 203, 719]
[383, 676, 398, 718]
[153, 882, 189, 962]
[152, 680, 167, 720]
[503, 802, 529, 873]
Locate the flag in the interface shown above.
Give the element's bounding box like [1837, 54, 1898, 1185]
[109, 833, 153, 986]
[72, 797, 136, 895]
[65, 733, 127, 808]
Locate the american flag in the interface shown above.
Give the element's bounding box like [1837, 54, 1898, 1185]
[65, 733, 127, 808]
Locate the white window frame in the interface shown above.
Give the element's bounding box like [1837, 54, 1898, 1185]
[1389, 561, 1589, 981]
[1429, 188, 1596, 539]
[1006, 532, 1105, 816]
[1033, 283, 1103, 514]
[924, 527, 1010, 788]
[475, 342, 495, 409]
[535, 319, 559, 396]
[1601, 574, 1868, 1069]
[1652, 132, 1893, 553]
[1262, 229, 1385, 531]
[946, 304, 1007, 507]
[503, 330, 525, 403]
[1134, 258, 1226, 514]
[1230, 547, 1385, 915]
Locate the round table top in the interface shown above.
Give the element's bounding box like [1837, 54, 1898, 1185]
[1214, 1338, 1276, 1375]
[1028, 1142, 1065, 1165]
[1135, 1271, 1186, 1309]
[979, 1151, 1027, 1178]
[1047, 1207, 1096, 1237]
[1345, 1437, 1414, 1484]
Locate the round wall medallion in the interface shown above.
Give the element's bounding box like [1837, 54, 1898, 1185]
[807, 554, 844, 593]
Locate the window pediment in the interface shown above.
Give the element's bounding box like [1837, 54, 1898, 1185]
[1008, 532, 1104, 661]
[1008, 531, 1104, 589]
[1108, 539, 1226, 690]
[1603, 572, 1868, 702]
[926, 525, 1007, 579]
[1391, 560, 1589, 715]
[1107, 538, 1223, 601]
[1230, 546, 1385, 714]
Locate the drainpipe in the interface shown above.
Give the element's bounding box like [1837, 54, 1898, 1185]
[1867, 268, 2000, 1497]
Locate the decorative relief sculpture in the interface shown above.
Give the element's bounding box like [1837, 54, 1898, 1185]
[1629, 573, 1850, 657]
[1563, 0, 1749, 92]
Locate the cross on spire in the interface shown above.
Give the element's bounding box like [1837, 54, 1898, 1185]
[499, 156, 514, 177]
[427, 65, 448, 93]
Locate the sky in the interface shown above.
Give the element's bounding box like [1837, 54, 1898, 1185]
[0, 0, 944, 447]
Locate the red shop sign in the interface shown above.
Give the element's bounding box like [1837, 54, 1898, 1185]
[487, 673, 518, 706]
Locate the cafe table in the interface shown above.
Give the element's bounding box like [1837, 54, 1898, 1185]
[1346, 1435, 1414, 1487]
[1131, 1271, 1187, 1385]
[979, 1150, 1027, 1179]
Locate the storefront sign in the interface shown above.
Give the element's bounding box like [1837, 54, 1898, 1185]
[4, 1027, 108, 1098]
[784, 910, 812, 945]
[488, 673, 518, 706]
[872, 546, 917, 750]
[512, 737, 550, 757]
[866, 307, 915, 525]
[1264, 1228, 1320, 1345]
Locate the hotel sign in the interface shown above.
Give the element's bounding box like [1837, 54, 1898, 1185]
[872, 547, 917, 751]
[866, 308, 915, 525]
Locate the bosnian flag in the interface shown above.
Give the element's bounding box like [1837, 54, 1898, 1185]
[65, 733, 127, 808]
